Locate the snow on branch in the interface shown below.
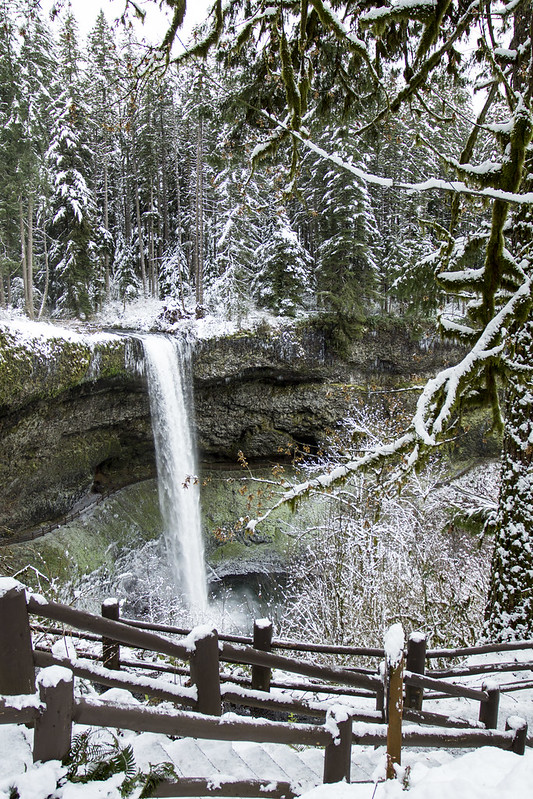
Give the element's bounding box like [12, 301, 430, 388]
[246, 276, 532, 532]
[309, 0, 377, 78]
[361, 0, 437, 26]
[411, 277, 532, 443]
[288, 127, 533, 205]
[245, 431, 417, 531]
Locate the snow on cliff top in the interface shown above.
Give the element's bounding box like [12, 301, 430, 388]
[0, 309, 120, 348]
[1, 300, 294, 345]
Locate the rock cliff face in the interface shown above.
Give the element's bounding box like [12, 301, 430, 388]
[0, 320, 463, 538]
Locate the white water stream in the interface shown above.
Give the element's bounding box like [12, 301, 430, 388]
[142, 335, 208, 614]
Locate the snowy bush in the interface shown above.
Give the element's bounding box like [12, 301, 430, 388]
[280, 406, 496, 652]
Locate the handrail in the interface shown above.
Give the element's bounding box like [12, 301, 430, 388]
[428, 661, 533, 679]
[121, 616, 385, 656]
[152, 777, 297, 798]
[31, 633, 379, 698]
[33, 649, 197, 708]
[119, 616, 533, 662]
[27, 595, 190, 661]
[426, 640, 533, 658]
[116, 613, 533, 660]
[73, 696, 333, 747]
[0, 696, 42, 725]
[27, 596, 382, 693]
[219, 641, 383, 692]
[403, 670, 489, 703]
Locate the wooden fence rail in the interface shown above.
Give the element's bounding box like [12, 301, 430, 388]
[32, 611, 533, 697]
[149, 777, 298, 798]
[28, 591, 532, 731]
[27, 593, 384, 696]
[121, 614, 386, 657]
[116, 611, 533, 662]
[0, 578, 531, 798]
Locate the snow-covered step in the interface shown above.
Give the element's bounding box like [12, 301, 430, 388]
[133, 735, 389, 790]
[192, 740, 258, 780]
[296, 746, 323, 780]
[157, 738, 323, 791]
[232, 740, 300, 782]
[242, 741, 322, 791]
[351, 745, 382, 782]
[160, 737, 221, 778]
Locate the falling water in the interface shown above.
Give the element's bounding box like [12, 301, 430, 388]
[142, 335, 208, 613]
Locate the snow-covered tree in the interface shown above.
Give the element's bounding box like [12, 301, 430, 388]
[252, 208, 314, 316]
[47, 13, 96, 316]
[0, 0, 23, 308]
[85, 10, 121, 300]
[0, 1, 57, 316]
[47, 92, 97, 317]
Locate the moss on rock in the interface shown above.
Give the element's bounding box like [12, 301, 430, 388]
[0, 326, 131, 412]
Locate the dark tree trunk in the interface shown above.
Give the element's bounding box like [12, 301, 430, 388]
[485, 2, 533, 640]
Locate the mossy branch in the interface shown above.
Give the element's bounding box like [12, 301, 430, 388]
[415, 0, 453, 63]
[172, 0, 225, 64]
[355, 0, 480, 134]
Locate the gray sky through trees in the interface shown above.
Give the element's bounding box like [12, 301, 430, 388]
[40, 0, 212, 48]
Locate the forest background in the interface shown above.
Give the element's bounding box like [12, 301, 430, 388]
[1, 0, 533, 647]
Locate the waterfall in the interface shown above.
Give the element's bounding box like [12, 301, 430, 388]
[142, 335, 208, 613]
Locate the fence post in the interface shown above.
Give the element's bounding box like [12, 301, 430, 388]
[506, 716, 528, 755]
[101, 598, 120, 670]
[404, 632, 426, 711]
[251, 618, 273, 693]
[0, 578, 35, 695]
[385, 624, 404, 780]
[323, 712, 352, 783]
[479, 681, 500, 729]
[190, 628, 221, 716]
[33, 667, 74, 763]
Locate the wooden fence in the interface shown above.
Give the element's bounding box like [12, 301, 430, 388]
[0, 580, 531, 798]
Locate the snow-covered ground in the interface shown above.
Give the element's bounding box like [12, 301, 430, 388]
[1, 645, 532, 799]
[1, 710, 532, 798]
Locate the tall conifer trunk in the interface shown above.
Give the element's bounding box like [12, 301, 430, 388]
[26, 195, 34, 320]
[484, 4, 533, 640]
[133, 153, 147, 294]
[485, 322, 533, 639]
[38, 230, 49, 319]
[19, 197, 30, 317]
[194, 112, 204, 310]
[103, 159, 110, 296]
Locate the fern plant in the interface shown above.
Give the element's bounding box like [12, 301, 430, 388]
[62, 730, 177, 798]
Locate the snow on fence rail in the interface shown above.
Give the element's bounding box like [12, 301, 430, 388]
[27, 594, 533, 715]
[106, 602, 533, 687]
[27, 593, 533, 725]
[0, 579, 531, 794]
[31, 602, 533, 696]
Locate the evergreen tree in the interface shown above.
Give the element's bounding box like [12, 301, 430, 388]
[252, 208, 314, 315]
[86, 10, 120, 301]
[0, 0, 23, 308]
[484, 3, 533, 640]
[0, 1, 57, 316]
[47, 13, 96, 317]
[305, 125, 379, 319]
